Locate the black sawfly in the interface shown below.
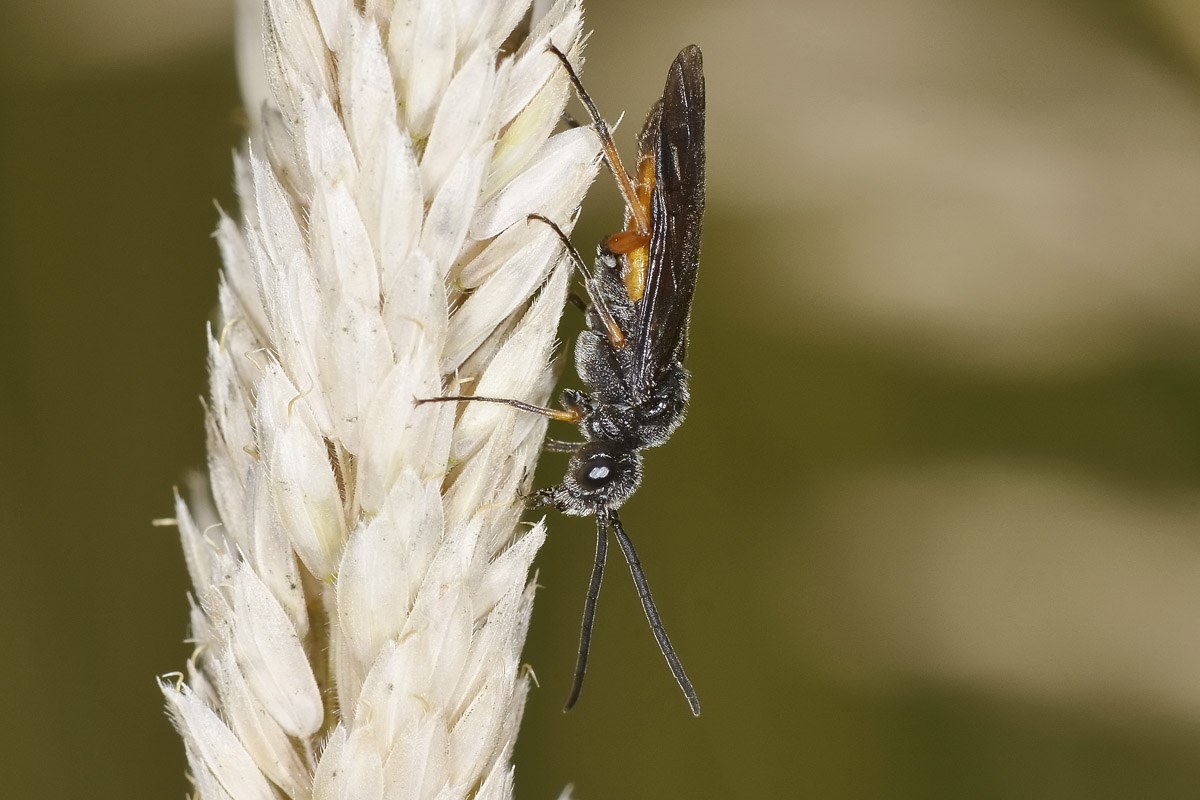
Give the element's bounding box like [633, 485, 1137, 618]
[419, 44, 705, 715]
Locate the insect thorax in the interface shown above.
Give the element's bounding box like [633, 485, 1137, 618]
[569, 339, 691, 449]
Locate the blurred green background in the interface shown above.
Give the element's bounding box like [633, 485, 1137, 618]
[6, 0, 1200, 797]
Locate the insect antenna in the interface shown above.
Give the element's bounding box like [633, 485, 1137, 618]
[565, 506, 610, 711]
[610, 510, 701, 715]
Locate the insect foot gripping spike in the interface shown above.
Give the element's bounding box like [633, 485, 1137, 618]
[416, 45, 706, 715]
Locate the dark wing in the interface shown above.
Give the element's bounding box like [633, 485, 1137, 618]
[630, 45, 706, 398]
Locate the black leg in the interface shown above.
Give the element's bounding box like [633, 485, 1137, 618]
[610, 511, 701, 716]
[527, 213, 625, 348]
[565, 508, 609, 711]
[567, 292, 589, 313]
[415, 394, 580, 423]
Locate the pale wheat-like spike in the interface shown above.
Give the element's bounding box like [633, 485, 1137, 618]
[453, 258, 572, 458]
[487, 74, 572, 201]
[472, 521, 548, 626]
[421, 51, 501, 198]
[339, 19, 394, 164]
[174, 488, 215, 597]
[498, 0, 584, 125]
[421, 152, 494, 277]
[458, 209, 561, 291]
[229, 560, 325, 737]
[211, 648, 312, 796]
[475, 751, 517, 800]
[264, 0, 335, 126]
[162, 680, 277, 800]
[166, 0, 599, 795]
[444, 227, 562, 375]
[389, 2, 457, 139]
[254, 359, 348, 579]
[336, 468, 441, 667]
[472, 125, 600, 238]
[312, 724, 385, 800]
[310, 0, 350, 53]
[385, 716, 451, 799]
[247, 465, 310, 638]
[298, 87, 360, 200]
[215, 211, 270, 338]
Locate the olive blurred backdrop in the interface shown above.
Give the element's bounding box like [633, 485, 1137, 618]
[6, 0, 1200, 797]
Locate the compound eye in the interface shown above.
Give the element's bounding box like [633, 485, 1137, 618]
[577, 454, 618, 491]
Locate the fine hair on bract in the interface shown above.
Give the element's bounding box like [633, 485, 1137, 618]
[160, 0, 601, 797]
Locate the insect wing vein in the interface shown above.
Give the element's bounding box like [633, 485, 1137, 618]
[632, 47, 706, 395]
